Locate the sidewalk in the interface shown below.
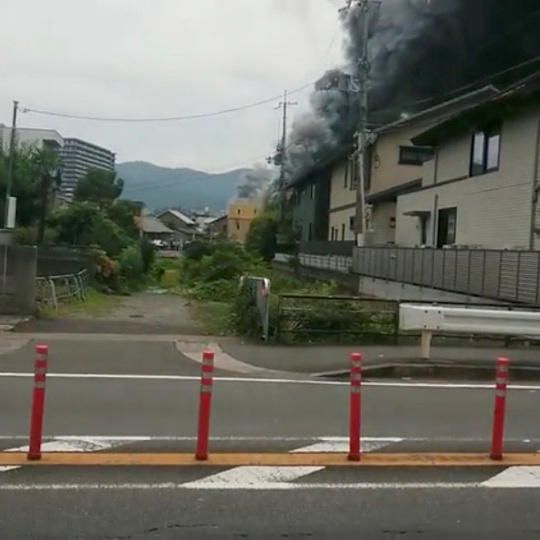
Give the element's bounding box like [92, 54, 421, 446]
[219, 343, 540, 375]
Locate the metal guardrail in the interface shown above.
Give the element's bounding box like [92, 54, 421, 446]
[275, 294, 539, 344]
[299, 241, 355, 257]
[400, 303, 540, 358]
[36, 269, 89, 311]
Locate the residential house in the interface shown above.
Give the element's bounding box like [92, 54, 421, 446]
[227, 199, 262, 245]
[138, 215, 174, 243]
[396, 73, 540, 250]
[289, 160, 333, 243]
[157, 209, 198, 245]
[206, 214, 228, 239]
[325, 86, 500, 246]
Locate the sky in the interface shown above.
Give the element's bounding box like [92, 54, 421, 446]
[1, 0, 345, 172]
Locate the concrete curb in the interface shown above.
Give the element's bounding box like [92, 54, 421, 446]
[1, 452, 539, 467]
[176, 341, 290, 378]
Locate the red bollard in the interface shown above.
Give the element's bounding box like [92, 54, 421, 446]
[28, 344, 48, 461]
[195, 350, 214, 461]
[490, 357, 510, 461]
[348, 352, 362, 462]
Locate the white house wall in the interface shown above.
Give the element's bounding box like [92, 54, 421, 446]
[396, 109, 540, 249]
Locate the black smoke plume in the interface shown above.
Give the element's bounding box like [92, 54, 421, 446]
[285, 0, 540, 181]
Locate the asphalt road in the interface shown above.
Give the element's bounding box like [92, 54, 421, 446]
[2, 336, 540, 539]
[0, 472, 539, 539]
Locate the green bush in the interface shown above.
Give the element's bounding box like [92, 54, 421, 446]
[140, 237, 156, 273]
[14, 225, 56, 246]
[118, 245, 144, 284]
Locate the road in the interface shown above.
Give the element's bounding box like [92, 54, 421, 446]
[1, 334, 540, 538]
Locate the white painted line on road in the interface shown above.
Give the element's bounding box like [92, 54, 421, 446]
[482, 466, 540, 488]
[0, 481, 482, 491]
[290, 438, 403, 453]
[1, 371, 539, 391]
[0, 438, 144, 473]
[183, 466, 324, 489]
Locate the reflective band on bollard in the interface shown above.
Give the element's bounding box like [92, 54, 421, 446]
[490, 357, 510, 461]
[195, 350, 214, 461]
[348, 352, 362, 462]
[28, 344, 48, 461]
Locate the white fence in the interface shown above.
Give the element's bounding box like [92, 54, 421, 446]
[36, 269, 89, 311]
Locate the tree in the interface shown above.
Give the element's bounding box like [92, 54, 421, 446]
[107, 200, 141, 238]
[245, 214, 278, 261]
[74, 169, 124, 208]
[50, 202, 131, 256]
[0, 144, 53, 227]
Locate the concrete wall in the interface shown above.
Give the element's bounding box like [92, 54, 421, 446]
[0, 245, 37, 315]
[396, 109, 540, 249]
[356, 275, 503, 303]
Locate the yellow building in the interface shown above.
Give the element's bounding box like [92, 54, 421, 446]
[227, 199, 262, 245]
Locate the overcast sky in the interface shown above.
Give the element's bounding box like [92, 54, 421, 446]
[2, 0, 345, 172]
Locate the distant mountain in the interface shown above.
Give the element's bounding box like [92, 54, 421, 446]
[116, 161, 251, 212]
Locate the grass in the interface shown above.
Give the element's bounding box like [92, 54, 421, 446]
[39, 289, 124, 319]
[189, 299, 235, 336]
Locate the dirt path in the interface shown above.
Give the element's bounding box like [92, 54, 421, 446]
[15, 291, 205, 335]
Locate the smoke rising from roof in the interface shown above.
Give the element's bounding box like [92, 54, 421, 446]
[236, 164, 273, 199]
[285, 0, 540, 182]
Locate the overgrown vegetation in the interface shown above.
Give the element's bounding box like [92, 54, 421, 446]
[1, 144, 155, 295]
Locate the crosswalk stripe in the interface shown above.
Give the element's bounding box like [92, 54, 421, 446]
[291, 437, 402, 453]
[482, 466, 540, 488]
[0, 437, 148, 473]
[182, 466, 324, 489]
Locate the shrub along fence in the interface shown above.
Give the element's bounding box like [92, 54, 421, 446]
[274, 294, 536, 345]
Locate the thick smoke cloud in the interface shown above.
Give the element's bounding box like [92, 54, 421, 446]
[285, 0, 540, 181]
[237, 164, 273, 199]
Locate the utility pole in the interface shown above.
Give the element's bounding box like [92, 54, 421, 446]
[275, 90, 297, 225]
[5, 100, 19, 228]
[344, 1, 380, 247]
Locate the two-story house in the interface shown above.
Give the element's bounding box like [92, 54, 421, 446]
[396, 73, 540, 250]
[324, 86, 499, 245]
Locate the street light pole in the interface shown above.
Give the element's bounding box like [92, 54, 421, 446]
[5, 100, 19, 228]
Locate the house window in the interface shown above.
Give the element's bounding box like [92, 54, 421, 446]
[399, 145, 434, 166]
[308, 223, 313, 241]
[437, 207, 457, 248]
[237, 209, 241, 215]
[236, 221, 240, 231]
[344, 162, 349, 188]
[330, 226, 335, 240]
[349, 216, 356, 231]
[341, 224, 345, 241]
[470, 125, 501, 176]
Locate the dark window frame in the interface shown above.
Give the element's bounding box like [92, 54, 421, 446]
[399, 145, 435, 166]
[469, 124, 501, 177]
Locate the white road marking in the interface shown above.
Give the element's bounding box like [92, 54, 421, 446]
[0, 482, 481, 491]
[290, 437, 402, 453]
[182, 466, 324, 489]
[0, 437, 146, 473]
[482, 466, 540, 488]
[1, 371, 539, 391]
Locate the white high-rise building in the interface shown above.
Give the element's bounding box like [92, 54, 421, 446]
[59, 138, 116, 201]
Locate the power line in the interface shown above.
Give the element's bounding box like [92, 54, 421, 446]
[21, 81, 315, 123]
[370, 54, 540, 120]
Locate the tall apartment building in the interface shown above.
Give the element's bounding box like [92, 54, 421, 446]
[60, 138, 116, 201]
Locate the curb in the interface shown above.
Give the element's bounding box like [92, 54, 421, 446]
[1, 452, 540, 467]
